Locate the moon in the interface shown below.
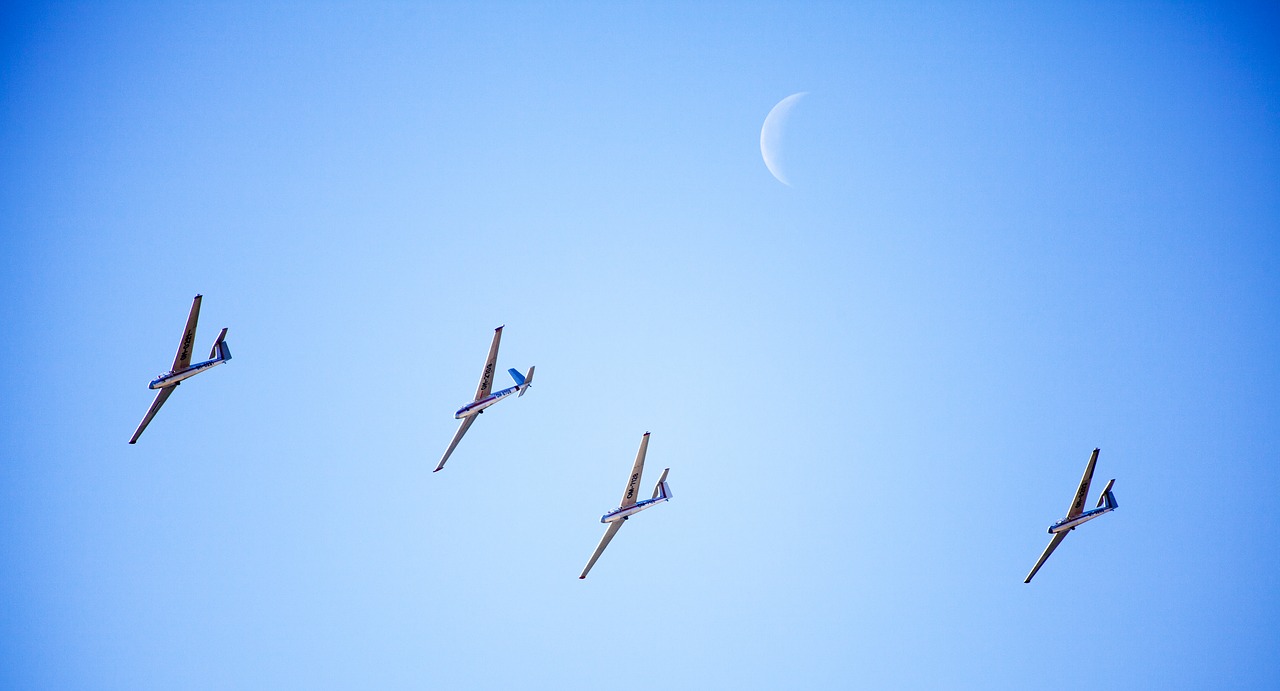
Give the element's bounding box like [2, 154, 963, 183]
[760, 92, 807, 186]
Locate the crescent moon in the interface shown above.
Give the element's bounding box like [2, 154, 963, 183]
[760, 92, 807, 186]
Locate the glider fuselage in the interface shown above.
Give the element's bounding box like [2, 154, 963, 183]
[1049, 503, 1116, 534]
[454, 384, 521, 419]
[601, 494, 669, 523]
[149, 357, 227, 389]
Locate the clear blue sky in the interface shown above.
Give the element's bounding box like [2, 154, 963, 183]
[3, 2, 1278, 689]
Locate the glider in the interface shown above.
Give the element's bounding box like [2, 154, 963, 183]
[129, 294, 232, 444]
[579, 432, 673, 579]
[1024, 448, 1119, 583]
[434, 326, 534, 472]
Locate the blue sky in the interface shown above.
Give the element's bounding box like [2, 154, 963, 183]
[2, 2, 1278, 688]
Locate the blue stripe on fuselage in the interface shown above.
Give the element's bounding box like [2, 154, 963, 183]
[455, 385, 519, 416]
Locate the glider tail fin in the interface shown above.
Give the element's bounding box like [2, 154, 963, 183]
[1097, 478, 1117, 509]
[210, 328, 232, 361]
[516, 366, 534, 396]
[651, 467, 672, 500]
[507, 368, 525, 386]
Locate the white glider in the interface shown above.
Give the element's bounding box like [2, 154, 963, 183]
[1024, 448, 1119, 583]
[129, 294, 232, 444]
[434, 326, 534, 472]
[579, 432, 673, 579]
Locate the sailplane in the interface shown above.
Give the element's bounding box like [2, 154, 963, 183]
[129, 295, 232, 444]
[1024, 448, 1119, 583]
[580, 432, 673, 579]
[434, 326, 534, 472]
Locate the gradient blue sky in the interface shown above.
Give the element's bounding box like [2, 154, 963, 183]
[3, 2, 1278, 689]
